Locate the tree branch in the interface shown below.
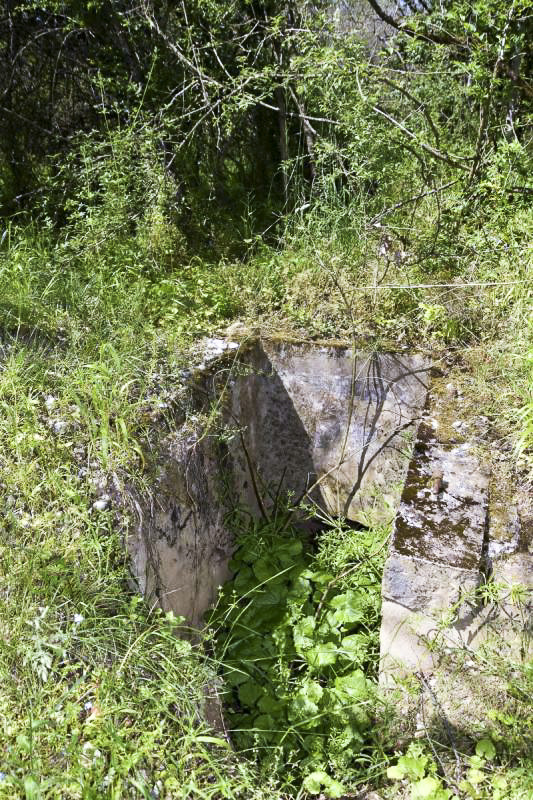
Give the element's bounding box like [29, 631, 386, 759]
[364, 0, 462, 46]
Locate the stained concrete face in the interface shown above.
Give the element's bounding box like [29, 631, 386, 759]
[229, 340, 432, 525]
[127, 338, 431, 626]
[379, 422, 491, 677]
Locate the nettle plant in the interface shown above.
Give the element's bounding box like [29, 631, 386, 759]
[207, 515, 384, 797]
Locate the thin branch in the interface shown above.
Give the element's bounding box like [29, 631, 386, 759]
[355, 70, 470, 170]
[469, 4, 515, 182]
[378, 76, 441, 147]
[347, 280, 530, 291]
[364, 0, 462, 46]
[370, 179, 462, 223]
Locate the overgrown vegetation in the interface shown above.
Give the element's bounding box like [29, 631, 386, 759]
[207, 514, 388, 797]
[0, 0, 531, 797]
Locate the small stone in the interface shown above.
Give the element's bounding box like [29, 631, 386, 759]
[92, 495, 111, 512]
[452, 420, 463, 430]
[51, 419, 67, 435]
[446, 383, 458, 398]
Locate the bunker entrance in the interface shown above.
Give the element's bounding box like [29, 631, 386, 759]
[126, 337, 521, 790]
[128, 337, 432, 628]
[125, 337, 455, 789]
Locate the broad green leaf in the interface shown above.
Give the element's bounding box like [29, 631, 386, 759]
[234, 566, 256, 592]
[387, 764, 405, 780]
[257, 694, 285, 714]
[224, 667, 249, 687]
[289, 680, 323, 725]
[304, 641, 338, 668]
[293, 615, 316, 654]
[475, 738, 496, 760]
[466, 767, 485, 786]
[253, 713, 275, 731]
[287, 575, 312, 602]
[339, 633, 368, 663]
[238, 681, 263, 707]
[323, 777, 345, 799]
[411, 776, 450, 800]
[397, 754, 427, 780]
[303, 771, 329, 794]
[334, 670, 368, 699]
[328, 590, 365, 624]
[301, 569, 334, 585]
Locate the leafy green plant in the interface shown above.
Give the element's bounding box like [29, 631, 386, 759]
[208, 514, 387, 796]
[387, 742, 453, 800]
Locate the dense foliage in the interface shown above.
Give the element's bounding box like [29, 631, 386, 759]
[208, 515, 387, 796]
[0, 1, 531, 798]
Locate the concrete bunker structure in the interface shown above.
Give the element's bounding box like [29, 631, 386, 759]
[127, 337, 531, 679]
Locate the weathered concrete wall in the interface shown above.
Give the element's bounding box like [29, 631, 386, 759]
[126, 335, 531, 681]
[127, 430, 234, 626]
[229, 339, 431, 525]
[127, 337, 431, 626]
[379, 421, 491, 677]
[379, 385, 532, 683]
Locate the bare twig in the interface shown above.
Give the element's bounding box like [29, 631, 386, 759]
[370, 179, 461, 223]
[355, 69, 470, 170]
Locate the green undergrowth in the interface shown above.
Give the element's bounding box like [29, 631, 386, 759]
[207, 512, 391, 797]
[0, 340, 272, 799]
[0, 109, 530, 799]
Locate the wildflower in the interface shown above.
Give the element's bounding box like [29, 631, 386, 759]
[73, 613, 84, 624]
